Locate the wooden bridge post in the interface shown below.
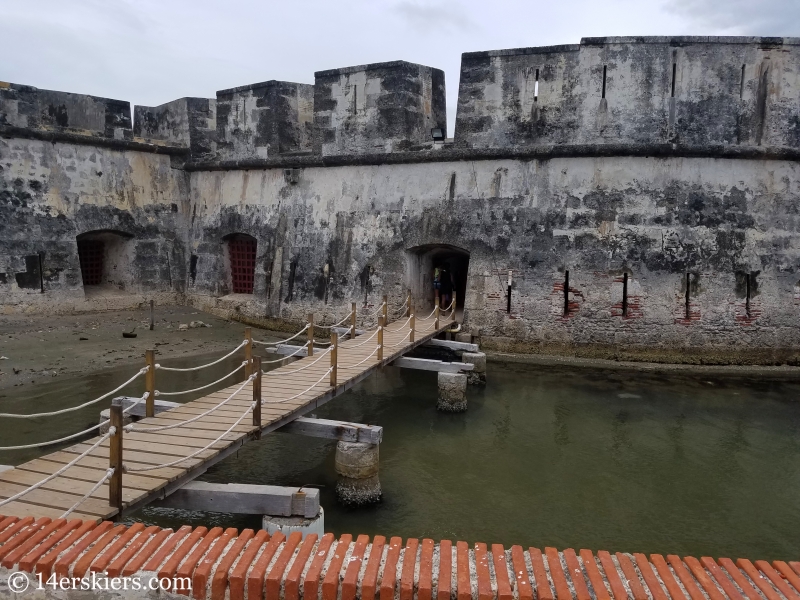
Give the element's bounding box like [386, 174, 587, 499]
[244, 327, 253, 377]
[145, 349, 155, 418]
[410, 303, 415, 343]
[109, 404, 123, 509]
[382, 294, 388, 324]
[452, 292, 457, 321]
[308, 313, 314, 357]
[252, 356, 262, 439]
[351, 302, 357, 340]
[435, 295, 440, 330]
[377, 316, 384, 361]
[330, 332, 338, 388]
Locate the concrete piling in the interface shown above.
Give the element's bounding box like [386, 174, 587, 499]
[437, 372, 467, 412]
[334, 441, 381, 506]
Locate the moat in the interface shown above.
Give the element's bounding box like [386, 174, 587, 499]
[3, 348, 799, 561]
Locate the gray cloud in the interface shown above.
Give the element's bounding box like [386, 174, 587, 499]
[393, 1, 478, 33]
[665, 0, 800, 35]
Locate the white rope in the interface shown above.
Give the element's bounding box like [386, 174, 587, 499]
[261, 342, 309, 364]
[125, 404, 254, 472]
[314, 313, 352, 329]
[263, 367, 333, 404]
[156, 340, 247, 372]
[0, 429, 114, 507]
[349, 345, 381, 368]
[391, 296, 410, 314]
[388, 330, 413, 347]
[155, 362, 246, 397]
[263, 347, 332, 376]
[128, 374, 255, 433]
[343, 327, 381, 349]
[61, 468, 115, 519]
[0, 392, 146, 451]
[419, 306, 438, 320]
[0, 367, 148, 419]
[391, 316, 412, 330]
[363, 301, 386, 318]
[252, 325, 310, 346]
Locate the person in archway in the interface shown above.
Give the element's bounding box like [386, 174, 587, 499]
[439, 263, 454, 310]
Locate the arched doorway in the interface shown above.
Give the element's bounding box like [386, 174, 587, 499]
[406, 244, 470, 312]
[223, 233, 257, 294]
[76, 230, 134, 293]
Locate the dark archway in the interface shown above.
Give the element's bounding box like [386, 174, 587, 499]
[76, 230, 134, 292]
[223, 233, 257, 294]
[406, 244, 470, 311]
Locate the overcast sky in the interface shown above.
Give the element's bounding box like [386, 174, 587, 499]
[1, 0, 798, 135]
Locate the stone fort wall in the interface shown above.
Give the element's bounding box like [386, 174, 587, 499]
[3, 36, 800, 363]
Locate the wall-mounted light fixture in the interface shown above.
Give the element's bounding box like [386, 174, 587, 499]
[431, 128, 445, 141]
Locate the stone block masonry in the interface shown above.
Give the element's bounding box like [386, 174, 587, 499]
[4, 36, 800, 363]
[1, 516, 798, 599]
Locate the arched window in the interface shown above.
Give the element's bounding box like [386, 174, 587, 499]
[225, 233, 257, 294]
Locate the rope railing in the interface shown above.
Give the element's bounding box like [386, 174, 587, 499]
[0, 392, 148, 451]
[155, 340, 248, 372]
[263, 367, 333, 405]
[262, 346, 333, 376]
[362, 301, 386, 318]
[252, 324, 310, 346]
[313, 313, 352, 329]
[0, 428, 114, 508]
[261, 342, 309, 364]
[128, 374, 255, 433]
[342, 326, 381, 349]
[61, 467, 115, 519]
[125, 403, 255, 472]
[349, 344, 382, 368]
[388, 329, 413, 347]
[0, 366, 148, 419]
[154, 361, 247, 397]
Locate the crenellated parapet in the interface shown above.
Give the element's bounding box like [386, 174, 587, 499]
[455, 36, 800, 152]
[134, 97, 216, 157]
[215, 80, 314, 161]
[313, 60, 446, 156]
[4, 36, 800, 164]
[0, 82, 132, 141]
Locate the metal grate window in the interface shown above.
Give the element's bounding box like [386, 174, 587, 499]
[229, 238, 256, 294]
[77, 240, 104, 286]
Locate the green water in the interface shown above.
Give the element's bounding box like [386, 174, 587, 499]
[3, 354, 800, 560]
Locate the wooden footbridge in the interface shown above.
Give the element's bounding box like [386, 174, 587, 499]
[0, 295, 457, 521]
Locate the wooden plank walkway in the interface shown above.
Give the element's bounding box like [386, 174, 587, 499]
[0, 312, 453, 521]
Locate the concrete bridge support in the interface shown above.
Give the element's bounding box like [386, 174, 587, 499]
[263, 507, 325, 539]
[335, 441, 381, 506]
[437, 372, 467, 412]
[462, 351, 487, 385]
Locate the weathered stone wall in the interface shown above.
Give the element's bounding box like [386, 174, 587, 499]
[4, 37, 800, 362]
[314, 61, 447, 156]
[187, 154, 800, 362]
[0, 136, 189, 313]
[455, 36, 800, 151]
[134, 97, 216, 158]
[215, 81, 314, 161]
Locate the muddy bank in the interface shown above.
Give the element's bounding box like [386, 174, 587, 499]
[0, 306, 290, 392]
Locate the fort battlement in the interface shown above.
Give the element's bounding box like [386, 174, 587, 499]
[3, 36, 800, 363]
[4, 36, 800, 165]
